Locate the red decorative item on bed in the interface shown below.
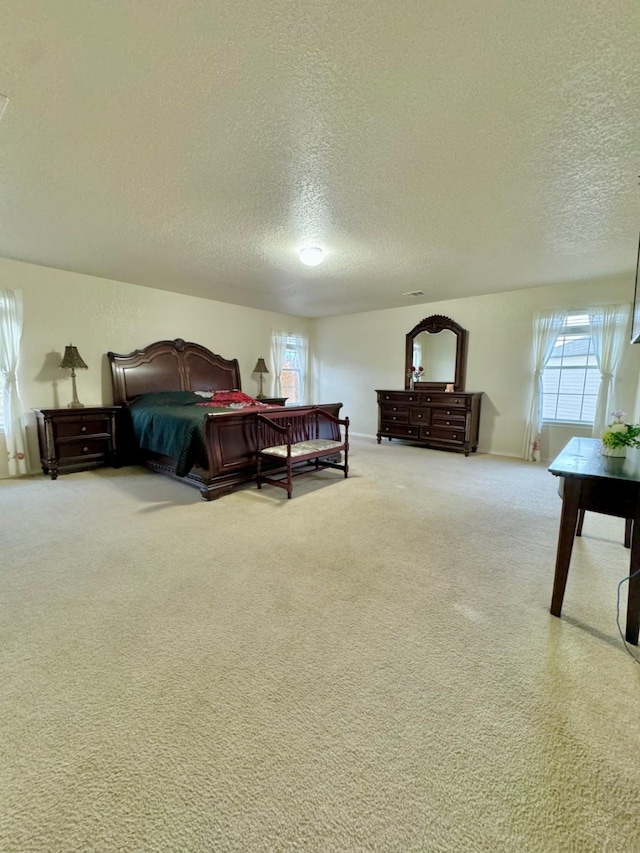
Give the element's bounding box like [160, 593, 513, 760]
[107, 338, 344, 500]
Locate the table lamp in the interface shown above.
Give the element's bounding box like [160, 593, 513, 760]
[59, 344, 88, 408]
[253, 358, 269, 400]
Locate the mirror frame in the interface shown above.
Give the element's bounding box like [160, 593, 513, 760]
[405, 314, 468, 391]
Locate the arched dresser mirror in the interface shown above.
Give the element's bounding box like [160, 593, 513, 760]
[405, 314, 468, 391]
[376, 314, 482, 456]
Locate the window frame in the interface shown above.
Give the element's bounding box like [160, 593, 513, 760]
[541, 312, 600, 427]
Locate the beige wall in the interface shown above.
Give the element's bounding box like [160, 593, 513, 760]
[313, 275, 640, 460]
[0, 256, 310, 475]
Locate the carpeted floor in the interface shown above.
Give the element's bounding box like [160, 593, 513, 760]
[1, 437, 639, 853]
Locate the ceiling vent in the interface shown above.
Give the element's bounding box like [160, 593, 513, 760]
[403, 290, 424, 297]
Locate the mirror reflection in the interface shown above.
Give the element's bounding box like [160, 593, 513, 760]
[412, 330, 457, 383]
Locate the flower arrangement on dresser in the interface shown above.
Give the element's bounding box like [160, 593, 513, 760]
[407, 365, 423, 389]
[601, 411, 640, 457]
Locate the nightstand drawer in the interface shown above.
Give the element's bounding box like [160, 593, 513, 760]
[57, 437, 111, 459]
[54, 416, 113, 438]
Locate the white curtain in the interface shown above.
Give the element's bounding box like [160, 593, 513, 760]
[270, 330, 287, 397]
[589, 304, 631, 437]
[522, 309, 568, 461]
[293, 333, 309, 404]
[0, 288, 30, 476]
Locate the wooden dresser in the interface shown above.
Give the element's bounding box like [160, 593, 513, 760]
[376, 389, 482, 456]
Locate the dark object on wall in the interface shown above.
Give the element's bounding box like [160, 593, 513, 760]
[631, 233, 640, 343]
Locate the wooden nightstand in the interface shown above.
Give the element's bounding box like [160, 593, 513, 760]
[258, 397, 288, 406]
[33, 406, 120, 479]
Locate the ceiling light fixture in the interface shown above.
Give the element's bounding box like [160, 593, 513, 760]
[299, 246, 325, 267]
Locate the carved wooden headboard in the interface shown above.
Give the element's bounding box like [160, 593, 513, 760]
[107, 338, 242, 406]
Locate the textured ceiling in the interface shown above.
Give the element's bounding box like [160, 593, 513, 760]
[0, 1, 638, 318]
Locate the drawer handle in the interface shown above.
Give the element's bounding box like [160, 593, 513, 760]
[417, 414, 422, 419]
[392, 407, 397, 411]
[452, 434, 457, 439]
[392, 416, 396, 421]
[446, 411, 451, 415]
[81, 426, 87, 432]
[426, 397, 431, 402]
[82, 446, 89, 452]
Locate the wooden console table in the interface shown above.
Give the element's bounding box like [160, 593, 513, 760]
[548, 436, 640, 645]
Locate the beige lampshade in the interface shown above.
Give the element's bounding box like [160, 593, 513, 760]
[59, 344, 88, 370]
[253, 358, 269, 374]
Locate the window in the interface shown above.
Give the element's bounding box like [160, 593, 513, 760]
[542, 313, 600, 424]
[271, 331, 308, 404]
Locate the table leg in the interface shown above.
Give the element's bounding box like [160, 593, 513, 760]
[550, 477, 581, 618]
[626, 503, 640, 645]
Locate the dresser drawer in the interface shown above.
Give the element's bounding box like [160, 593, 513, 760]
[431, 410, 467, 427]
[57, 437, 111, 460]
[378, 392, 419, 404]
[380, 405, 409, 423]
[415, 392, 468, 408]
[421, 425, 466, 444]
[380, 423, 419, 439]
[54, 416, 113, 438]
[409, 408, 431, 426]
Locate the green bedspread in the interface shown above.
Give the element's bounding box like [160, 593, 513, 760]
[129, 392, 227, 477]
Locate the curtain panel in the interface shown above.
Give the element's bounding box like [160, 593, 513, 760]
[589, 304, 631, 437]
[522, 310, 568, 462]
[0, 288, 30, 476]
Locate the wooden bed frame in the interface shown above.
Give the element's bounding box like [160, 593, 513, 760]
[107, 338, 343, 500]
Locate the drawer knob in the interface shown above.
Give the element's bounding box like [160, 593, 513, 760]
[446, 410, 451, 415]
[81, 426, 87, 432]
[426, 397, 431, 402]
[392, 416, 396, 421]
[446, 421, 450, 425]
[452, 434, 457, 439]
[83, 446, 89, 452]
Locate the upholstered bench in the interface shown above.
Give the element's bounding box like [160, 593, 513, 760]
[256, 407, 349, 498]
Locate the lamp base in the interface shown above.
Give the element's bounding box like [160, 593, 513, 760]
[256, 394, 266, 400]
[67, 400, 85, 408]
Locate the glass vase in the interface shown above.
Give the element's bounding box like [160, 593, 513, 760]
[601, 444, 626, 458]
